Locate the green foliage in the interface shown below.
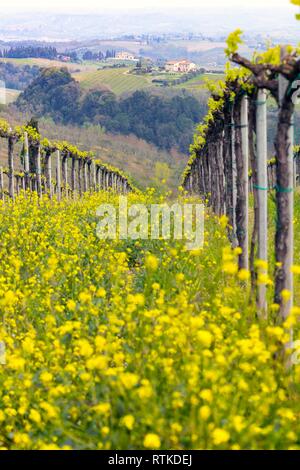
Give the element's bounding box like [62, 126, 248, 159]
[256, 46, 281, 65]
[0, 62, 40, 90]
[0, 118, 10, 136]
[225, 29, 244, 57]
[291, 0, 300, 17]
[16, 69, 206, 152]
[16, 67, 81, 125]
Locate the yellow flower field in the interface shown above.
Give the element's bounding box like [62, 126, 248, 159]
[0, 191, 300, 449]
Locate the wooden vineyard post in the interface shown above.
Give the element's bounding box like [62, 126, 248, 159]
[96, 166, 101, 191]
[24, 132, 30, 190]
[78, 159, 82, 196]
[231, 103, 238, 246]
[256, 89, 268, 318]
[62, 155, 68, 199]
[36, 145, 42, 198]
[111, 173, 114, 191]
[0, 167, 4, 201]
[56, 150, 61, 202]
[8, 136, 14, 199]
[87, 162, 91, 191]
[241, 94, 249, 270]
[278, 48, 294, 324]
[46, 151, 53, 199]
[83, 161, 88, 193]
[71, 156, 76, 196]
[92, 161, 96, 191]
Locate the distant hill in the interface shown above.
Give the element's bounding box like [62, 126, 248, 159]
[0, 7, 297, 41]
[15, 67, 207, 153]
[0, 106, 186, 191]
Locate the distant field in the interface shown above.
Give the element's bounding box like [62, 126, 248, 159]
[5, 88, 20, 103]
[0, 57, 98, 73]
[0, 87, 21, 104]
[79, 40, 151, 54]
[75, 67, 152, 95]
[0, 56, 224, 97]
[171, 40, 227, 52]
[173, 72, 225, 90]
[75, 67, 225, 95]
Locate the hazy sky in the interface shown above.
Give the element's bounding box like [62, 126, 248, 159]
[0, 0, 295, 13]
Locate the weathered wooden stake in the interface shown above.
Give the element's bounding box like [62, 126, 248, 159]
[83, 161, 88, 193]
[241, 95, 249, 270]
[36, 145, 42, 198]
[0, 167, 4, 201]
[8, 136, 14, 199]
[46, 152, 53, 199]
[231, 105, 238, 246]
[56, 150, 61, 201]
[24, 132, 30, 190]
[63, 156, 68, 199]
[92, 161, 96, 191]
[78, 159, 82, 195]
[71, 156, 76, 195]
[278, 50, 294, 324]
[256, 89, 268, 318]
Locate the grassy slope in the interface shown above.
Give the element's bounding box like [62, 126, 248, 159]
[75, 67, 152, 95]
[75, 68, 224, 95]
[0, 57, 224, 98]
[0, 108, 185, 191]
[0, 57, 98, 73]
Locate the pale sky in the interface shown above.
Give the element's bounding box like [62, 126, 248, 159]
[0, 0, 294, 13]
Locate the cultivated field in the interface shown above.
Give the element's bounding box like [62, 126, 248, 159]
[74, 67, 224, 95]
[74, 67, 152, 95]
[0, 57, 98, 73]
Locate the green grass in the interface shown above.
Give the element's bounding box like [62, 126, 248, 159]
[0, 56, 224, 97]
[75, 67, 225, 96]
[0, 57, 99, 74]
[174, 72, 225, 90]
[75, 67, 152, 95]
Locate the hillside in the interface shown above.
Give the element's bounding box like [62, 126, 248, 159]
[0, 107, 185, 191]
[0, 56, 224, 98]
[14, 67, 206, 153]
[75, 67, 152, 96]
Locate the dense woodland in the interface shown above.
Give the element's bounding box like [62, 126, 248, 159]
[82, 50, 115, 61]
[0, 46, 58, 59]
[0, 62, 40, 90]
[16, 67, 205, 151]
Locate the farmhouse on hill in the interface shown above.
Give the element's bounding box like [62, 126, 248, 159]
[165, 59, 198, 73]
[115, 51, 137, 61]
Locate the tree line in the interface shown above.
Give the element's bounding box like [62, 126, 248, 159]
[0, 46, 58, 60]
[82, 50, 116, 61]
